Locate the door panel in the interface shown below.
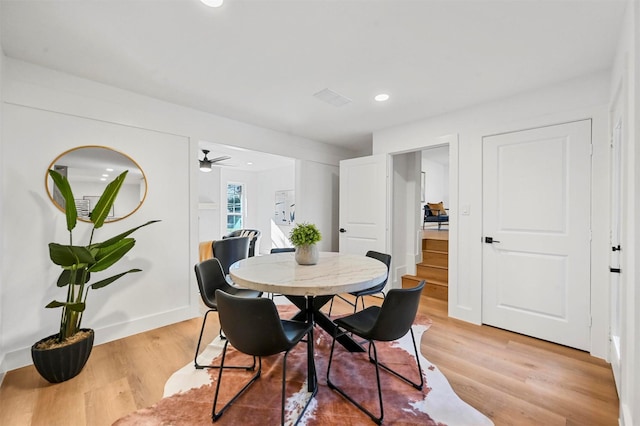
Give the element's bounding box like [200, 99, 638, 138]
[482, 120, 591, 350]
[339, 155, 388, 255]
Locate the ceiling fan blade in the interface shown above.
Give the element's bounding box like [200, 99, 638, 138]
[209, 155, 231, 163]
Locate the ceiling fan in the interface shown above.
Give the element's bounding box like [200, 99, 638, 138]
[199, 149, 231, 172]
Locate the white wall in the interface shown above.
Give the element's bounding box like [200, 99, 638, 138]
[255, 165, 296, 254]
[0, 22, 5, 381]
[422, 153, 449, 208]
[611, 1, 639, 424]
[2, 104, 192, 371]
[373, 71, 612, 362]
[0, 58, 354, 372]
[198, 166, 222, 241]
[392, 152, 421, 286]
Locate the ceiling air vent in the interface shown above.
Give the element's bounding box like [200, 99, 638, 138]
[313, 88, 352, 107]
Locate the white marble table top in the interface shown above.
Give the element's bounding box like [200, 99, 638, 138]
[229, 252, 388, 297]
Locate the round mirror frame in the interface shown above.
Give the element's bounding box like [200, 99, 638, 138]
[45, 145, 148, 224]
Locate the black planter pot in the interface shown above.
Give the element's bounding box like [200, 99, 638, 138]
[31, 328, 94, 383]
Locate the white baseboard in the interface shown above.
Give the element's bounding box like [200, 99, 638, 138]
[1, 306, 198, 373]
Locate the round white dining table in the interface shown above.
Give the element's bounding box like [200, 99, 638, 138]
[229, 251, 388, 296]
[229, 251, 388, 392]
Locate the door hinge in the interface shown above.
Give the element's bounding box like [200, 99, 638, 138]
[589, 316, 593, 327]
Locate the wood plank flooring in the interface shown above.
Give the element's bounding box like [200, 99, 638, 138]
[0, 295, 618, 425]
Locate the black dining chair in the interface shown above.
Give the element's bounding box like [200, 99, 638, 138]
[212, 290, 317, 425]
[213, 236, 250, 277]
[328, 250, 392, 316]
[193, 258, 262, 369]
[270, 247, 295, 254]
[326, 280, 425, 425]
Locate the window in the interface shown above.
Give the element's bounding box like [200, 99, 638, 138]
[226, 183, 244, 232]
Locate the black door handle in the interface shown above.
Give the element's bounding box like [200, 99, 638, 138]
[610, 267, 621, 273]
[339, 228, 347, 233]
[612, 245, 621, 252]
[484, 237, 500, 244]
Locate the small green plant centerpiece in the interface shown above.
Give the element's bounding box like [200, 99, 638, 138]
[31, 169, 158, 383]
[289, 222, 322, 265]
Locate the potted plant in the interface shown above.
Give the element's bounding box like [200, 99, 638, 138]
[289, 222, 322, 265]
[31, 169, 158, 383]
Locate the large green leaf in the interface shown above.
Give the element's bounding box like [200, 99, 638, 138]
[90, 269, 142, 290]
[48, 170, 77, 232]
[88, 238, 135, 272]
[49, 243, 95, 268]
[56, 269, 91, 287]
[90, 170, 128, 229]
[45, 300, 85, 312]
[93, 220, 161, 249]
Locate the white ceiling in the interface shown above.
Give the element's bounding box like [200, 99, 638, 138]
[0, 0, 628, 157]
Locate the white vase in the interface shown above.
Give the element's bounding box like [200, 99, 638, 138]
[295, 244, 319, 265]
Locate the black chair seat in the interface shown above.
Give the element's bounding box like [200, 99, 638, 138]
[281, 320, 310, 344]
[334, 306, 380, 336]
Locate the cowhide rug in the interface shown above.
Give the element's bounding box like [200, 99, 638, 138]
[114, 309, 493, 425]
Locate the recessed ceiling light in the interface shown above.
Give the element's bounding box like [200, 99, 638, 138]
[374, 93, 390, 102]
[106, 168, 114, 172]
[102, 174, 109, 177]
[200, 0, 224, 7]
[247, 162, 253, 166]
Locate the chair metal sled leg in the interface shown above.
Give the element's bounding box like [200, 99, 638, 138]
[211, 340, 260, 421]
[326, 328, 385, 424]
[367, 327, 424, 390]
[193, 309, 256, 370]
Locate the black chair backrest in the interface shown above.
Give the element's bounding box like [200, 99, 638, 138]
[194, 258, 234, 309]
[364, 250, 392, 292]
[368, 280, 425, 342]
[213, 236, 250, 275]
[224, 229, 261, 257]
[270, 247, 295, 254]
[215, 290, 293, 357]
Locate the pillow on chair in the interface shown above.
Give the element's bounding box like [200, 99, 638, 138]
[427, 201, 446, 216]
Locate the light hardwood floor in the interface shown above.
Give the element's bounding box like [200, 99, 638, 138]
[0, 295, 618, 425]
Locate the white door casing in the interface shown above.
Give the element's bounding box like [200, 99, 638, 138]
[609, 80, 624, 395]
[482, 120, 592, 351]
[339, 155, 389, 256]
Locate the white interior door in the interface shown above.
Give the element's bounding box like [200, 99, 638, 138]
[339, 155, 388, 255]
[482, 120, 592, 350]
[609, 93, 623, 395]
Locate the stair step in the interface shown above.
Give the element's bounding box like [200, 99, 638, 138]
[402, 275, 448, 301]
[416, 264, 448, 283]
[422, 250, 448, 268]
[424, 238, 448, 252]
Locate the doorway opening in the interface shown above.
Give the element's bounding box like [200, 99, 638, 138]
[399, 145, 451, 304]
[197, 142, 295, 256]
